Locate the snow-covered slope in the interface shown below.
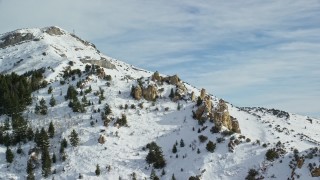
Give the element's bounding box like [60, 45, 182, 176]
[0, 26, 319, 180]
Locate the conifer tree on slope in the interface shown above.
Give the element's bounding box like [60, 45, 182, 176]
[70, 129, 80, 147]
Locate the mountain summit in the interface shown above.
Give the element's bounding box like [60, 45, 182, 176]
[0, 26, 319, 180]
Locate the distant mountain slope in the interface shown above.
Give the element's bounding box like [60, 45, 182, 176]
[0, 26, 319, 180]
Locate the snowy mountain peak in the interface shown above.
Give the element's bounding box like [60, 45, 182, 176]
[0, 27, 319, 180]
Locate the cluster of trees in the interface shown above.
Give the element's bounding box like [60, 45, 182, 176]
[146, 142, 166, 169]
[66, 85, 86, 113]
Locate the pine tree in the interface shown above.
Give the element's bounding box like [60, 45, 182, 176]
[61, 138, 68, 148]
[171, 174, 176, 180]
[146, 142, 166, 169]
[172, 144, 177, 153]
[4, 118, 10, 130]
[27, 127, 34, 141]
[39, 98, 48, 115]
[48, 86, 53, 94]
[196, 97, 203, 106]
[6, 147, 14, 163]
[169, 88, 174, 99]
[70, 129, 79, 147]
[38, 128, 50, 150]
[52, 153, 56, 163]
[180, 139, 185, 147]
[49, 95, 56, 107]
[4, 133, 11, 147]
[48, 121, 55, 138]
[26, 159, 34, 175]
[206, 140, 216, 153]
[104, 104, 112, 115]
[41, 147, 51, 177]
[95, 164, 100, 176]
[150, 169, 159, 180]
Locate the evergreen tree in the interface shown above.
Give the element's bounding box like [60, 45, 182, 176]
[26, 159, 33, 174]
[38, 128, 50, 150]
[104, 104, 112, 115]
[26, 127, 34, 141]
[169, 88, 174, 99]
[206, 140, 216, 153]
[48, 121, 55, 138]
[11, 114, 28, 144]
[196, 97, 203, 106]
[171, 174, 176, 180]
[70, 129, 79, 147]
[95, 164, 100, 176]
[35, 103, 40, 114]
[41, 147, 51, 177]
[4, 118, 10, 130]
[49, 95, 56, 107]
[116, 114, 127, 127]
[4, 133, 11, 147]
[180, 139, 185, 147]
[146, 142, 166, 169]
[150, 169, 159, 180]
[65, 85, 78, 100]
[34, 129, 40, 146]
[39, 98, 48, 115]
[172, 144, 177, 154]
[6, 147, 14, 163]
[48, 86, 53, 94]
[52, 153, 56, 163]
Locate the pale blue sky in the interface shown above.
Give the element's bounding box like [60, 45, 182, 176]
[0, 0, 319, 117]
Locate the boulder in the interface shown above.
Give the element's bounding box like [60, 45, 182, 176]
[311, 168, 320, 177]
[133, 85, 142, 100]
[143, 85, 158, 101]
[98, 134, 106, 144]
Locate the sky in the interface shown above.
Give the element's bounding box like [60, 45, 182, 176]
[0, 0, 319, 117]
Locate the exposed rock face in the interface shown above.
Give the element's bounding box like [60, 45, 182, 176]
[297, 158, 304, 169]
[311, 168, 320, 177]
[213, 99, 241, 133]
[45, 26, 64, 36]
[80, 57, 116, 70]
[143, 85, 158, 101]
[191, 91, 196, 102]
[200, 88, 206, 100]
[151, 71, 161, 82]
[0, 32, 35, 48]
[132, 85, 143, 100]
[168, 75, 180, 85]
[231, 116, 241, 133]
[195, 96, 213, 120]
[98, 134, 106, 144]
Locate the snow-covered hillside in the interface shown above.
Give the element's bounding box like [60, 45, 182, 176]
[0, 26, 319, 180]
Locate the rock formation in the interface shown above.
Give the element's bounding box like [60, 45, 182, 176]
[80, 57, 116, 70]
[151, 71, 161, 82]
[311, 168, 320, 177]
[132, 85, 143, 100]
[213, 99, 241, 133]
[98, 134, 106, 144]
[297, 158, 304, 169]
[200, 88, 206, 100]
[191, 91, 196, 102]
[0, 32, 35, 49]
[45, 26, 64, 36]
[142, 85, 158, 101]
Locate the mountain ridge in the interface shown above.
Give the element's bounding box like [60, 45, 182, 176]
[0, 26, 319, 180]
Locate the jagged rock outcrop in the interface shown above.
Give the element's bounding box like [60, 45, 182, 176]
[191, 91, 196, 102]
[200, 88, 206, 100]
[132, 85, 143, 100]
[80, 57, 116, 70]
[213, 99, 241, 133]
[143, 85, 158, 101]
[151, 71, 161, 82]
[0, 32, 35, 48]
[195, 96, 213, 120]
[45, 26, 64, 36]
[231, 116, 241, 133]
[311, 168, 320, 177]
